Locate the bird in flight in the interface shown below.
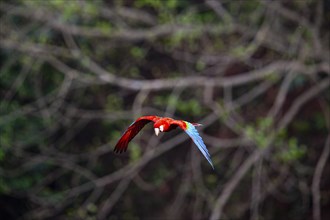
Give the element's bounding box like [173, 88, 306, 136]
[114, 115, 214, 169]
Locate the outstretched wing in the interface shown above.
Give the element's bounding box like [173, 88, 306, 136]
[174, 120, 214, 169]
[114, 116, 159, 153]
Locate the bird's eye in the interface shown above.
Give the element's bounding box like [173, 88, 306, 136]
[160, 125, 164, 131]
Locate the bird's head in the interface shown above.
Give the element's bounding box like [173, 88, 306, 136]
[154, 121, 170, 136]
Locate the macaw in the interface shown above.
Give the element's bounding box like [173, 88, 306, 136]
[114, 116, 214, 169]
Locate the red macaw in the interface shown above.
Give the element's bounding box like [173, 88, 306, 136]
[114, 116, 214, 169]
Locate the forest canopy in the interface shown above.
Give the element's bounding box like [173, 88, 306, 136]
[0, 0, 329, 219]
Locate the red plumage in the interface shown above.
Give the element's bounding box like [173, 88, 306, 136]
[114, 115, 187, 153]
[114, 115, 215, 169]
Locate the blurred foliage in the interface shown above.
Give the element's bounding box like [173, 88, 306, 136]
[245, 117, 274, 148]
[0, 0, 329, 219]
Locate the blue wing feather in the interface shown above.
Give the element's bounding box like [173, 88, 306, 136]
[183, 121, 214, 169]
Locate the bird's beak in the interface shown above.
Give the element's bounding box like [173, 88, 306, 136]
[154, 128, 160, 136]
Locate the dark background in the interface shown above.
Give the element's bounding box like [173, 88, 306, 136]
[0, 0, 329, 219]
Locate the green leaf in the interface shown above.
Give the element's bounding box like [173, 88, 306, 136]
[130, 143, 141, 162]
[130, 47, 145, 59]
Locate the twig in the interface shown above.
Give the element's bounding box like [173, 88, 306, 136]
[312, 135, 330, 220]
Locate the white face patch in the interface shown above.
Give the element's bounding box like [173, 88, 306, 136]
[159, 125, 164, 132]
[154, 128, 160, 136]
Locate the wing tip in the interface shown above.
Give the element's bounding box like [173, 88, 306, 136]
[114, 149, 127, 154]
[209, 161, 215, 170]
[114, 144, 127, 154]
